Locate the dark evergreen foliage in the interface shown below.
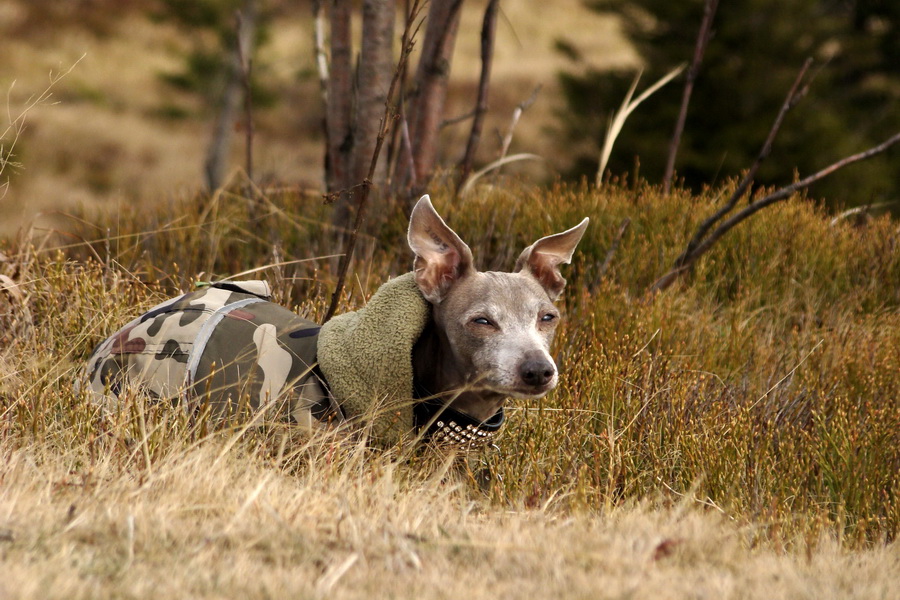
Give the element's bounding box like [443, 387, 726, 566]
[559, 0, 900, 207]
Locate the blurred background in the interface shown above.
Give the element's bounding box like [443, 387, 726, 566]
[1, 0, 897, 237]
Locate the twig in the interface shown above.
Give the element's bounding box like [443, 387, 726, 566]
[592, 217, 631, 287]
[662, 0, 719, 196]
[399, 100, 417, 187]
[440, 109, 477, 128]
[651, 130, 900, 292]
[324, 0, 424, 323]
[235, 7, 256, 185]
[385, 0, 414, 184]
[497, 85, 541, 164]
[674, 58, 813, 267]
[457, 0, 499, 194]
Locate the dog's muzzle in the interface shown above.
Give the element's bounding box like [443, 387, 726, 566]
[414, 400, 505, 448]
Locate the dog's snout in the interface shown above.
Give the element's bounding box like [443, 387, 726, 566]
[520, 358, 555, 387]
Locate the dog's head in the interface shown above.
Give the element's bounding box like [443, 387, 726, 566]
[408, 195, 588, 400]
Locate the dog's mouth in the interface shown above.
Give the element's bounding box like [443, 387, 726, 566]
[473, 371, 558, 399]
[507, 381, 556, 399]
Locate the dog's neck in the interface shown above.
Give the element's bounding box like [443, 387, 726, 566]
[411, 320, 505, 423]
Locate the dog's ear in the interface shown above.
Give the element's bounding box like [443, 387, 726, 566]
[408, 195, 475, 304]
[515, 218, 589, 301]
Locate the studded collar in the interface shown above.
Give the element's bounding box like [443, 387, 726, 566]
[414, 399, 505, 447]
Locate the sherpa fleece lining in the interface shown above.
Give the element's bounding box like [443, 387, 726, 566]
[316, 272, 431, 445]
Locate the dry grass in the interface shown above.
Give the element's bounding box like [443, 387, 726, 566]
[1, 442, 897, 599]
[1, 180, 899, 597]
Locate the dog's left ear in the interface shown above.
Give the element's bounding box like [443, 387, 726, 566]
[515, 218, 589, 300]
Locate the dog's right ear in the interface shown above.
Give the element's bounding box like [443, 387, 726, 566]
[407, 195, 474, 304]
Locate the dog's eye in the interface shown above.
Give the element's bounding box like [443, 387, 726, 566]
[541, 313, 556, 323]
[472, 317, 492, 326]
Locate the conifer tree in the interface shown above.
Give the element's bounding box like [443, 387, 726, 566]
[558, 0, 900, 206]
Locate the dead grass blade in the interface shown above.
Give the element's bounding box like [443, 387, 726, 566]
[596, 64, 686, 188]
[459, 152, 543, 196]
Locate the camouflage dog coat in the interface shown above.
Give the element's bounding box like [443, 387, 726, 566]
[83, 280, 342, 428]
[84, 273, 450, 444]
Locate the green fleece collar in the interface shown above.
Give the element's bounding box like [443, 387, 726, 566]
[316, 272, 431, 446]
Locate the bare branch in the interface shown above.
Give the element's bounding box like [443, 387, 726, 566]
[497, 84, 541, 166]
[592, 217, 631, 287]
[651, 130, 900, 292]
[457, 0, 499, 194]
[440, 109, 477, 129]
[662, 0, 719, 196]
[675, 58, 812, 267]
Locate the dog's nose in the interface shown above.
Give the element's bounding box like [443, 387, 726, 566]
[520, 358, 555, 387]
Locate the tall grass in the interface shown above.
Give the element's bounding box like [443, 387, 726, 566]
[2, 179, 898, 559]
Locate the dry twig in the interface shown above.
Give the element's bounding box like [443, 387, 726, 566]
[497, 85, 541, 164]
[674, 58, 813, 268]
[662, 0, 719, 195]
[457, 0, 499, 193]
[652, 129, 900, 292]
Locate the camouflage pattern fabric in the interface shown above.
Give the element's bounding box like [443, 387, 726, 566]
[84, 281, 341, 428]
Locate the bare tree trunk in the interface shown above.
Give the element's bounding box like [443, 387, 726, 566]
[395, 0, 464, 195]
[324, 1, 423, 322]
[353, 0, 396, 186]
[204, 0, 257, 192]
[313, 0, 330, 190]
[326, 0, 353, 212]
[329, 0, 396, 229]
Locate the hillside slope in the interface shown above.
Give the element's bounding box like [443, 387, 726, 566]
[0, 0, 635, 236]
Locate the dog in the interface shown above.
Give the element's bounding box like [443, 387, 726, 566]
[83, 195, 588, 447]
